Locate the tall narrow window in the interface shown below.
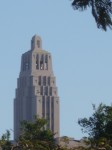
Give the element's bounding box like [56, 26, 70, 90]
[43, 76, 46, 86]
[40, 55, 44, 70]
[44, 86, 48, 95]
[41, 86, 43, 95]
[45, 55, 48, 70]
[46, 97, 50, 117]
[49, 87, 52, 96]
[38, 76, 41, 85]
[48, 77, 50, 86]
[36, 55, 39, 69]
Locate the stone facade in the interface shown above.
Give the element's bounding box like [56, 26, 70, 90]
[14, 35, 60, 140]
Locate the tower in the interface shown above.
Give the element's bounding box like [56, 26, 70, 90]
[14, 35, 60, 140]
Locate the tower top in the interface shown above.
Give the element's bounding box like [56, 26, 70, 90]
[31, 34, 42, 50]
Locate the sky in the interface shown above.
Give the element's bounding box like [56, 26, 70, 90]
[0, 0, 112, 140]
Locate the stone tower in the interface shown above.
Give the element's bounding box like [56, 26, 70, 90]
[14, 35, 60, 140]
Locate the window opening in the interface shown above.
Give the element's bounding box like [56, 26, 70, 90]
[49, 87, 52, 96]
[46, 97, 50, 115]
[43, 87, 45, 95]
[40, 61, 43, 70]
[41, 86, 43, 95]
[48, 77, 50, 86]
[38, 76, 41, 85]
[36, 55, 39, 69]
[40, 55, 44, 70]
[44, 87, 48, 95]
[45, 55, 48, 70]
[43, 76, 46, 86]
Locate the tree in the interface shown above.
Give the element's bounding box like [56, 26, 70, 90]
[72, 0, 112, 31]
[78, 103, 112, 149]
[0, 130, 12, 150]
[0, 118, 59, 150]
[15, 117, 57, 150]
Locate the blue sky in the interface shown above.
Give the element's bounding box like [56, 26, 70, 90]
[0, 0, 112, 140]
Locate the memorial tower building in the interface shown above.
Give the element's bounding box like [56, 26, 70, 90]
[14, 35, 60, 140]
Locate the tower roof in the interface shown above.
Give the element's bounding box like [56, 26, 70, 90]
[32, 34, 42, 40]
[31, 34, 42, 50]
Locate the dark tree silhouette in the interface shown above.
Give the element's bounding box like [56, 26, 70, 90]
[72, 0, 112, 31]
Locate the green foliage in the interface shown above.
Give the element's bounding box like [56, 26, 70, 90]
[17, 117, 57, 150]
[0, 130, 12, 150]
[78, 103, 112, 149]
[0, 118, 58, 149]
[72, 0, 112, 31]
